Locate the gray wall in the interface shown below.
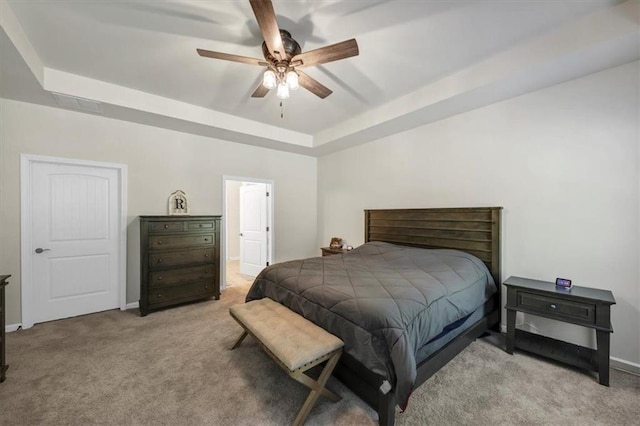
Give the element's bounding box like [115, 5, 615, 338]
[317, 61, 640, 367]
[0, 98, 318, 324]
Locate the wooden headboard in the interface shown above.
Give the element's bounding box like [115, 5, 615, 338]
[364, 207, 502, 285]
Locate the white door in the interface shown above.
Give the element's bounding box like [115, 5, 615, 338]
[29, 161, 121, 324]
[239, 184, 267, 277]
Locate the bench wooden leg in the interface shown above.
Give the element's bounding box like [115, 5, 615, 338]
[291, 370, 341, 402]
[231, 330, 248, 350]
[292, 351, 342, 426]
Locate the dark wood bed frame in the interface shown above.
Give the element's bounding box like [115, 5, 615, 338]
[331, 207, 503, 425]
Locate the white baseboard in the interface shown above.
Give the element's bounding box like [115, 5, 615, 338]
[611, 357, 640, 376]
[227, 256, 240, 261]
[125, 301, 139, 310]
[6, 323, 21, 333]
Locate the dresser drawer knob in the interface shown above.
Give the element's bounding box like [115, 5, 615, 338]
[550, 304, 557, 309]
[204, 253, 209, 258]
[164, 224, 169, 229]
[157, 293, 162, 298]
[204, 238, 209, 242]
[157, 241, 163, 245]
[157, 258, 163, 263]
[157, 276, 162, 281]
[199, 224, 203, 227]
[205, 285, 209, 289]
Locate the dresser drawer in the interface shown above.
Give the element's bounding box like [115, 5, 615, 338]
[187, 220, 216, 231]
[148, 221, 184, 233]
[149, 248, 214, 268]
[517, 291, 595, 324]
[149, 234, 214, 250]
[149, 264, 215, 288]
[147, 281, 215, 307]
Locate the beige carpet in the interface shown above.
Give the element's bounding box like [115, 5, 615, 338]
[226, 260, 255, 287]
[1, 284, 638, 425]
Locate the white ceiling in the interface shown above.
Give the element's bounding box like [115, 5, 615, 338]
[1, 0, 638, 156]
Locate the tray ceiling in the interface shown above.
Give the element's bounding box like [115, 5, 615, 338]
[1, 0, 638, 156]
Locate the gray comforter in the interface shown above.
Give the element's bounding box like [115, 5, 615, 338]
[245, 241, 496, 407]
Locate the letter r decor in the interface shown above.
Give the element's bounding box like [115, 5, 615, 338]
[168, 190, 188, 215]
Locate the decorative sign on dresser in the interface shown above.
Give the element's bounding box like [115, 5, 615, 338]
[139, 216, 221, 316]
[1, 274, 10, 383]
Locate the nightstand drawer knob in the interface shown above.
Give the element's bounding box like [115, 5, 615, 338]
[550, 304, 557, 309]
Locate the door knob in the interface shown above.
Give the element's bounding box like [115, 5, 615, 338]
[35, 248, 51, 254]
[239, 233, 243, 237]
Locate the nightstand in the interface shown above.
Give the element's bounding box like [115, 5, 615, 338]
[504, 276, 615, 386]
[321, 247, 348, 256]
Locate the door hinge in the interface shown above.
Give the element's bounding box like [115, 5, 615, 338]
[266, 226, 270, 232]
[266, 191, 270, 197]
[266, 261, 270, 266]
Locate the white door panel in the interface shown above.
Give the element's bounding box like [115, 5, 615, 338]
[239, 184, 267, 277]
[31, 162, 120, 324]
[49, 255, 110, 299]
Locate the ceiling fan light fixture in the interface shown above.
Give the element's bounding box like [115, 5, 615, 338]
[263, 69, 277, 89]
[276, 82, 290, 100]
[285, 70, 299, 90]
[197, 1, 359, 100]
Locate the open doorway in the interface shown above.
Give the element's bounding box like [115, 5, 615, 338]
[222, 176, 274, 290]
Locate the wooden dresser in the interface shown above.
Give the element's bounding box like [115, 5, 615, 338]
[139, 216, 221, 316]
[1, 274, 9, 383]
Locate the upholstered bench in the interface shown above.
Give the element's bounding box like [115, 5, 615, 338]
[229, 298, 344, 426]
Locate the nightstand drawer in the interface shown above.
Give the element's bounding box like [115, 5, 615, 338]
[517, 291, 595, 324]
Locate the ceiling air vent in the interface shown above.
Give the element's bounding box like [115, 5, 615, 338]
[51, 92, 103, 113]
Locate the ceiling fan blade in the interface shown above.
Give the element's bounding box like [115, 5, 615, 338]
[292, 39, 359, 69]
[197, 49, 267, 66]
[249, 0, 285, 61]
[297, 71, 332, 99]
[251, 83, 269, 98]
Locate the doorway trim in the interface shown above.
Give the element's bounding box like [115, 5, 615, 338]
[20, 154, 128, 329]
[222, 175, 274, 291]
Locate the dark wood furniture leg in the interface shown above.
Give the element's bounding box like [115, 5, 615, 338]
[506, 309, 516, 354]
[378, 391, 395, 426]
[596, 330, 610, 386]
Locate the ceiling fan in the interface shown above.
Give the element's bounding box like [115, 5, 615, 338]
[197, 0, 359, 100]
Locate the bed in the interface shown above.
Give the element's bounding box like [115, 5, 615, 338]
[245, 207, 502, 425]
